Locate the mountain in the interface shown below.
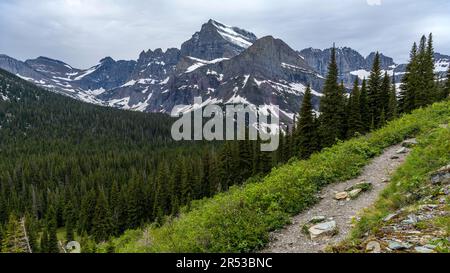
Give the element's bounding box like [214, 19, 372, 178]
[180, 19, 257, 60]
[299, 47, 448, 86]
[299, 47, 396, 86]
[1, 19, 448, 124]
[155, 36, 323, 119]
[0, 54, 47, 82]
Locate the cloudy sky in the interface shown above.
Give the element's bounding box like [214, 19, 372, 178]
[1, 0, 449, 68]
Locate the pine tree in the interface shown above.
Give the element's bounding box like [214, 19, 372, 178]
[24, 213, 38, 253]
[367, 52, 383, 127]
[64, 200, 76, 242]
[217, 141, 236, 190]
[423, 33, 438, 104]
[359, 78, 370, 132]
[338, 81, 348, 138]
[0, 196, 6, 225]
[46, 206, 59, 253]
[78, 189, 96, 235]
[387, 75, 398, 121]
[238, 139, 252, 182]
[109, 181, 120, 236]
[379, 109, 386, 127]
[1, 214, 28, 253]
[92, 190, 113, 243]
[347, 78, 363, 137]
[319, 46, 346, 147]
[399, 42, 419, 113]
[40, 229, 48, 253]
[380, 72, 391, 113]
[295, 85, 317, 159]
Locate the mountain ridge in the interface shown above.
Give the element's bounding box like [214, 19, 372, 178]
[0, 20, 448, 123]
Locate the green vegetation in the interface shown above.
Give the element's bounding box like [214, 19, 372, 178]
[103, 100, 450, 253]
[0, 69, 278, 252]
[335, 120, 449, 252]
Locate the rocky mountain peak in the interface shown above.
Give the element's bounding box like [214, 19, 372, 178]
[229, 36, 315, 79]
[25, 56, 75, 75]
[180, 19, 257, 61]
[365, 52, 395, 70]
[99, 56, 115, 64]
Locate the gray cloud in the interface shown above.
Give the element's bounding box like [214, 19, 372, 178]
[0, 0, 449, 68]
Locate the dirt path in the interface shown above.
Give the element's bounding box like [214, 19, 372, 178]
[263, 141, 412, 253]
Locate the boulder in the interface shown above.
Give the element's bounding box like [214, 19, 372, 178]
[388, 240, 411, 250]
[402, 139, 418, 148]
[431, 164, 450, 185]
[308, 221, 337, 240]
[366, 241, 381, 253]
[396, 147, 408, 154]
[334, 192, 349, 200]
[414, 246, 434, 253]
[383, 213, 398, 222]
[349, 188, 363, 199]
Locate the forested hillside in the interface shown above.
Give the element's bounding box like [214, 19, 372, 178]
[0, 69, 278, 252]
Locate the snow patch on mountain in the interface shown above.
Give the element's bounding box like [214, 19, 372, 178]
[185, 57, 229, 73]
[210, 20, 254, 49]
[73, 64, 100, 80]
[435, 59, 449, 72]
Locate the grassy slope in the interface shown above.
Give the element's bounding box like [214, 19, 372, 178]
[335, 122, 450, 252]
[101, 100, 450, 253]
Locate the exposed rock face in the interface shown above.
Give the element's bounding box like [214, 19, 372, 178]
[25, 56, 78, 77]
[299, 47, 396, 86]
[152, 36, 324, 121]
[0, 54, 46, 81]
[365, 52, 395, 70]
[75, 57, 137, 91]
[181, 19, 257, 61]
[299, 47, 366, 79]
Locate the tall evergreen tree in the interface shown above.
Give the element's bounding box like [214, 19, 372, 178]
[40, 229, 48, 253]
[46, 206, 59, 253]
[387, 75, 398, 121]
[64, 200, 76, 242]
[237, 139, 252, 182]
[319, 46, 346, 147]
[380, 71, 391, 113]
[92, 190, 113, 243]
[367, 52, 383, 127]
[1, 214, 28, 253]
[347, 78, 363, 137]
[423, 33, 438, 104]
[295, 85, 317, 159]
[359, 78, 370, 132]
[338, 81, 349, 138]
[399, 42, 419, 113]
